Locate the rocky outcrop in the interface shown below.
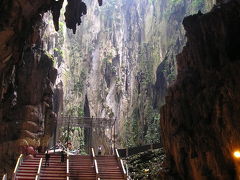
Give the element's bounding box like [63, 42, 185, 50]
[17, 46, 57, 144]
[160, 0, 240, 179]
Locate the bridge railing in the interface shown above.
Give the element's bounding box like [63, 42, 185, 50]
[35, 158, 43, 180]
[91, 148, 100, 180]
[117, 143, 161, 158]
[115, 149, 127, 179]
[2, 174, 7, 180]
[12, 154, 23, 180]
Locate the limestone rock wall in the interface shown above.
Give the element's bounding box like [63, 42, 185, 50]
[62, 0, 216, 149]
[160, 1, 240, 179]
[0, 0, 58, 175]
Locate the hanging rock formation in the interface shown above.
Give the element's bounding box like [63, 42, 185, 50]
[51, 0, 64, 31]
[98, 0, 103, 6]
[161, 0, 240, 179]
[64, 0, 87, 34]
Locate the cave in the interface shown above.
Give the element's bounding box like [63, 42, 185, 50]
[0, 0, 240, 179]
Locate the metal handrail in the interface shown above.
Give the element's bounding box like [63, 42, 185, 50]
[115, 149, 127, 179]
[67, 159, 69, 175]
[115, 149, 120, 158]
[117, 143, 162, 158]
[94, 159, 99, 179]
[91, 148, 99, 180]
[120, 159, 127, 175]
[2, 174, 7, 180]
[91, 148, 95, 158]
[67, 148, 70, 159]
[126, 163, 129, 177]
[67, 148, 69, 180]
[94, 159, 99, 174]
[12, 154, 23, 179]
[35, 158, 43, 180]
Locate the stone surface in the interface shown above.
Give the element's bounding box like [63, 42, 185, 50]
[61, 0, 215, 150]
[160, 1, 240, 179]
[0, 0, 58, 175]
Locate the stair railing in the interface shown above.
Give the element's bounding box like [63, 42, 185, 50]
[2, 174, 7, 180]
[91, 148, 100, 180]
[67, 148, 70, 180]
[35, 158, 43, 180]
[12, 154, 23, 180]
[94, 159, 100, 180]
[117, 143, 162, 158]
[91, 147, 95, 158]
[115, 149, 127, 180]
[125, 162, 133, 180]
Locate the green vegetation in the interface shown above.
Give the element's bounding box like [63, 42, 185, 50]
[171, 0, 182, 4]
[124, 108, 140, 147]
[122, 41, 162, 147]
[59, 127, 86, 154]
[126, 149, 166, 179]
[54, 48, 63, 56]
[191, 0, 204, 10]
[123, 105, 160, 147]
[73, 70, 86, 95]
[144, 105, 160, 144]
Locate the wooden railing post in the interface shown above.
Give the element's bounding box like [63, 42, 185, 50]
[12, 154, 23, 180]
[35, 158, 43, 180]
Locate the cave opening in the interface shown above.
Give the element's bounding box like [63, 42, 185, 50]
[1, 0, 240, 179]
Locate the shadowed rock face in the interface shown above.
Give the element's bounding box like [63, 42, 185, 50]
[161, 0, 240, 179]
[0, 0, 57, 175]
[0, 0, 92, 174]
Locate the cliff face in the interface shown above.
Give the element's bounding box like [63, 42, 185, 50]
[161, 1, 240, 179]
[62, 0, 215, 149]
[1, 0, 238, 179]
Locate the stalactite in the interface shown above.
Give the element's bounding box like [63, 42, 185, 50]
[51, 0, 64, 31]
[64, 0, 87, 34]
[98, 0, 103, 6]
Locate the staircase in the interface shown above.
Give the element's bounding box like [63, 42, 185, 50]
[15, 155, 41, 180]
[96, 156, 125, 180]
[13, 151, 127, 180]
[69, 155, 96, 180]
[39, 154, 66, 180]
[15, 154, 66, 180]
